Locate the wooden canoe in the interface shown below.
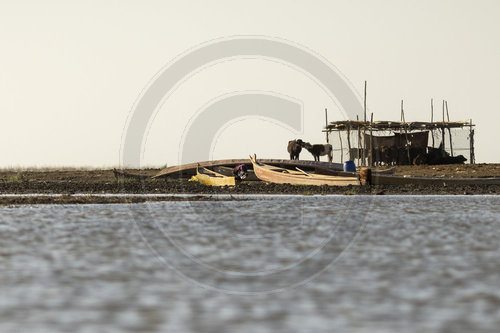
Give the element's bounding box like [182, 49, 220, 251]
[314, 166, 396, 177]
[250, 155, 361, 186]
[195, 167, 236, 186]
[371, 167, 397, 175]
[370, 174, 500, 186]
[154, 158, 344, 178]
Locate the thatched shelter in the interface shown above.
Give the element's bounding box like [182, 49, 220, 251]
[323, 119, 475, 166]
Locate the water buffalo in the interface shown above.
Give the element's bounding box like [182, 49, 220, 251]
[381, 146, 399, 165]
[442, 155, 467, 164]
[413, 145, 467, 165]
[393, 146, 427, 165]
[349, 148, 364, 161]
[302, 142, 333, 162]
[287, 139, 303, 160]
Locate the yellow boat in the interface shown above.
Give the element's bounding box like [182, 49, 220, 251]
[195, 166, 236, 186]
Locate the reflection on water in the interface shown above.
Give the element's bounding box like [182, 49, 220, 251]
[1, 195, 499, 332]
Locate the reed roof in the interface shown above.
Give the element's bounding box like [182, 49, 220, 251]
[325, 120, 474, 132]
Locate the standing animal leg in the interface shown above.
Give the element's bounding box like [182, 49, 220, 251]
[328, 152, 333, 163]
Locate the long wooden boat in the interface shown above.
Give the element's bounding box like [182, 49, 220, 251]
[314, 166, 396, 177]
[375, 167, 397, 175]
[154, 158, 344, 178]
[195, 167, 235, 186]
[311, 167, 500, 185]
[250, 155, 361, 186]
[370, 174, 500, 186]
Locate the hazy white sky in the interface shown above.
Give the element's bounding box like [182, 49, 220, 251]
[1, 0, 499, 167]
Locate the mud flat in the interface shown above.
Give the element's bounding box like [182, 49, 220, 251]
[0, 194, 244, 206]
[0, 164, 499, 205]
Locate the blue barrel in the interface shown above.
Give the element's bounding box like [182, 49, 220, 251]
[343, 160, 356, 172]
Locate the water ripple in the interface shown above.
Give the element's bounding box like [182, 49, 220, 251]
[0, 195, 499, 332]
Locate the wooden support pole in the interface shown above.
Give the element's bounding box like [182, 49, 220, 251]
[469, 118, 475, 164]
[325, 108, 329, 144]
[369, 113, 374, 166]
[431, 98, 434, 122]
[339, 137, 344, 163]
[357, 115, 361, 167]
[442, 100, 445, 122]
[364, 81, 367, 122]
[430, 98, 435, 148]
[400, 100, 403, 133]
[399, 100, 404, 164]
[362, 80, 367, 166]
[445, 101, 453, 156]
[362, 124, 367, 167]
[401, 105, 411, 164]
[441, 100, 446, 152]
[441, 127, 446, 152]
[361, 81, 367, 166]
[400, 100, 404, 122]
[346, 124, 352, 159]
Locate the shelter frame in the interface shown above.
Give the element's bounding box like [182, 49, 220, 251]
[324, 120, 475, 166]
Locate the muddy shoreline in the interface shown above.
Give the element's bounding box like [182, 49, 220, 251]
[1, 164, 499, 205]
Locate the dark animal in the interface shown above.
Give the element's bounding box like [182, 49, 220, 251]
[302, 142, 333, 162]
[383, 146, 399, 165]
[410, 147, 426, 164]
[369, 146, 393, 166]
[442, 155, 467, 164]
[428, 150, 467, 165]
[349, 148, 364, 161]
[394, 131, 429, 149]
[413, 153, 428, 165]
[364, 134, 399, 150]
[393, 146, 427, 165]
[287, 139, 303, 160]
[371, 147, 382, 166]
[364, 131, 430, 166]
[414, 143, 467, 165]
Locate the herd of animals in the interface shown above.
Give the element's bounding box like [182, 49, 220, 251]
[366, 143, 467, 166]
[287, 139, 467, 165]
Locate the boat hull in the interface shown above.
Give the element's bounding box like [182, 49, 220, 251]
[371, 174, 500, 185]
[250, 156, 361, 186]
[196, 168, 235, 186]
[154, 158, 344, 178]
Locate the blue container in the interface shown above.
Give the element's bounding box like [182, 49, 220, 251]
[343, 160, 356, 172]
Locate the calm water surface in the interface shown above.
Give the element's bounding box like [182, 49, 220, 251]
[1, 195, 499, 332]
